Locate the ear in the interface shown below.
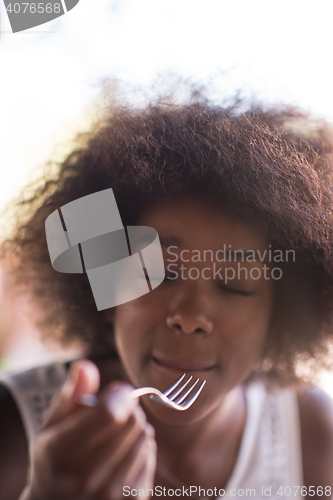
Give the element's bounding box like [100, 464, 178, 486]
[104, 307, 115, 324]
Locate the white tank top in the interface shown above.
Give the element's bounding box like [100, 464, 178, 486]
[0, 363, 303, 499]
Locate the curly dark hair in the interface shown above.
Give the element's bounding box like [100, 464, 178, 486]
[4, 89, 333, 382]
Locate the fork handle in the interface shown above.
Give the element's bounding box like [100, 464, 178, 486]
[130, 387, 158, 398]
[76, 387, 154, 407]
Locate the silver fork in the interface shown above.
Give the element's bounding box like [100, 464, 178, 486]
[131, 373, 206, 411]
[78, 373, 206, 411]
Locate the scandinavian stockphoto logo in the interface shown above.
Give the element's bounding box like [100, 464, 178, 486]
[45, 188, 165, 311]
[3, 0, 80, 33]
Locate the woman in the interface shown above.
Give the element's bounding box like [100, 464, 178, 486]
[1, 94, 333, 499]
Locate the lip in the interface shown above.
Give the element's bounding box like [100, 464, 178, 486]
[152, 356, 217, 372]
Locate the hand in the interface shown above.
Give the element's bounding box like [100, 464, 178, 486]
[20, 360, 157, 500]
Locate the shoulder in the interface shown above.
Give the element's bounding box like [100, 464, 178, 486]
[297, 385, 333, 489]
[0, 384, 28, 499]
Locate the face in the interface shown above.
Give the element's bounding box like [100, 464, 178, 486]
[107, 197, 274, 423]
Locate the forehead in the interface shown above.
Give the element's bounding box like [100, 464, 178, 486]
[138, 197, 268, 252]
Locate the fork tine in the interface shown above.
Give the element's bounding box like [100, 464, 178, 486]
[163, 373, 186, 397]
[179, 380, 206, 408]
[167, 375, 193, 401]
[174, 377, 199, 404]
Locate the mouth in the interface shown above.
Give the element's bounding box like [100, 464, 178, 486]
[152, 356, 217, 372]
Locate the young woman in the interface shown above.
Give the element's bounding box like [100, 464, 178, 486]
[1, 95, 333, 500]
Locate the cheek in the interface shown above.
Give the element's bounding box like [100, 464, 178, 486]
[216, 284, 273, 352]
[112, 299, 165, 382]
[113, 319, 143, 386]
[113, 305, 145, 353]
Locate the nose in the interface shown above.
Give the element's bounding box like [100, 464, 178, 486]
[166, 286, 214, 335]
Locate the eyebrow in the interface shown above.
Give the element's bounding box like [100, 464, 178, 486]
[160, 236, 183, 247]
[159, 238, 258, 261]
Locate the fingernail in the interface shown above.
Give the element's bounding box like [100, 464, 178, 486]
[146, 423, 155, 438]
[134, 405, 147, 426]
[149, 438, 157, 452]
[75, 393, 98, 407]
[105, 386, 137, 423]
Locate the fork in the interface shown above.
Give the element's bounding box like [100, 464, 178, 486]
[131, 373, 206, 411]
[77, 373, 206, 411]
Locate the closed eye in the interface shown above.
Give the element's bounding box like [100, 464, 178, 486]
[217, 283, 254, 296]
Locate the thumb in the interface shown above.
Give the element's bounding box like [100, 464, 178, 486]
[41, 359, 100, 429]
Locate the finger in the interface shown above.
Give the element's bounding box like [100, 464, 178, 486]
[74, 403, 147, 458]
[74, 406, 148, 493]
[42, 359, 100, 429]
[46, 383, 139, 458]
[119, 427, 156, 488]
[98, 429, 156, 500]
[133, 438, 157, 498]
[142, 437, 157, 494]
[99, 380, 139, 424]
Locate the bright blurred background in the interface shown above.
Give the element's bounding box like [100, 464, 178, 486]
[1, 0, 333, 394]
